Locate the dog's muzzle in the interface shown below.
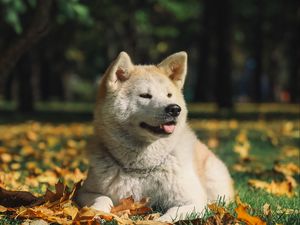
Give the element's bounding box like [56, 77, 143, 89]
[165, 104, 181, 117]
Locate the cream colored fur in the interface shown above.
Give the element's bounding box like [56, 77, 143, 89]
[75, 51, 234, 222]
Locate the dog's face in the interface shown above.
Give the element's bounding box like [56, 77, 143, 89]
[96, 52, 188, 143]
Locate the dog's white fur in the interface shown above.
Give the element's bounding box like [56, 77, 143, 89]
[75, 51, 234, 222]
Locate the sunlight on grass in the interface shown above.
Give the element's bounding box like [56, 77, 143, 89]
[0, 110, 299, 224]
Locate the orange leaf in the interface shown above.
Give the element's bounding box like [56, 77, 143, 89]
[111, 196, 152, 216]
[235, 197, 266, 225]
[0, 205, 7, 212]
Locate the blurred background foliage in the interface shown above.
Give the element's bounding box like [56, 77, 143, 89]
[0, 0, 299, 112]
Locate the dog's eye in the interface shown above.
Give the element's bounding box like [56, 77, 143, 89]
[167, 93, 172, 98]
[139, 93, 152, 99]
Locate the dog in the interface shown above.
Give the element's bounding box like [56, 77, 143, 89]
[75, 51, 234, 222]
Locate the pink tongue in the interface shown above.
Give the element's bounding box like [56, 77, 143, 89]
[162, 124, 175, 133]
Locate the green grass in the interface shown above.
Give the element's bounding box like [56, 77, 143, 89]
[0, 104, 299, 224]
[195, 126, 300, 225]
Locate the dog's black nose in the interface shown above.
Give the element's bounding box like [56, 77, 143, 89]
[165, 104, 181, 117]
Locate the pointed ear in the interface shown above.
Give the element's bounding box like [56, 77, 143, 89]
[157, 51, 187, 89]
[105, 51, 133, 91]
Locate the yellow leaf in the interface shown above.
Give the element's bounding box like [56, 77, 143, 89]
[111, 196, 152, 216]
[63, 205, 78, 220]
[207, 137, 219, 149]
[262, 203, 271, 216]
[236, 130, 248, 144]
[234, 142, 250, 160]
[248, 178, 296, 197]
[10, 163, 21, 170]
[0, 153, 12, 163]
[0, 205, 7, 212]
[274, 162, 300, 177]
[282, 146, 299, 158]
[26, 131, 38, 141]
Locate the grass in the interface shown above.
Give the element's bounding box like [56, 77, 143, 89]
[196, 123, 300, 224]
[0, 103, 299, 224]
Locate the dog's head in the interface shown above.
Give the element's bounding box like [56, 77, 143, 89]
[95, 51, 188, 143]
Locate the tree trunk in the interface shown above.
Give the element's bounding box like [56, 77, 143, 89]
[4, 73, 15, 101]
[215, 0, 233, 109]
[0, 0, 53, 93]
[252, 0, 264, 102]
[17, 55, 34, 113]
[194, 0, 214, 102]
[288, 1, 300, 102]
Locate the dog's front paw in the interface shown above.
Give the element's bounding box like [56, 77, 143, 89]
[91, 196, 113, 213]
[155, 214, 174, 223]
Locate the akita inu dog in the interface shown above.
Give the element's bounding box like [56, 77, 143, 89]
[75, 51, 234, 222]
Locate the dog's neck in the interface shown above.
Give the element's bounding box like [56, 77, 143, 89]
[95, 126, 179, 171]
[102, 146, 170, 174]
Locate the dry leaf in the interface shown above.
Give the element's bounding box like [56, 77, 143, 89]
[207, 137, 219, 149]
[232, 163, 250, 172]
[235, 197, 266, 225]
[234, 142, 250, 160]
[274, 162, 300, 177]
[0, 205, 7, 212]
[262, 203, 271, 216]
[236, 131, 248, 144]
[207, 203, 237, 225]
[0, 187, 43, 207]
[248, 178, 296, 197]
[282, 146, 299, 158]
[111, 196, 152, 216]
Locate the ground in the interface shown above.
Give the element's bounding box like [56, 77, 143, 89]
[0, 103, 299, 224]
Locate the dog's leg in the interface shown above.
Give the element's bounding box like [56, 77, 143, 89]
[75, 192, 113, 213]
[157, 204, 205, 222]
[202, 155, 234, 203]
[195, 142, 234, 203]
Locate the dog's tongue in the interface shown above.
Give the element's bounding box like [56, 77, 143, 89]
[162, 124, 175, 134]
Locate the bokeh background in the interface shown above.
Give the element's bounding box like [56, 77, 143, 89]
[0, 1, 299, 224]
[0, 0, 299, 116]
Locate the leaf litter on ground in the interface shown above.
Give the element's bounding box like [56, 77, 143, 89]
[0, 120, 299, 224]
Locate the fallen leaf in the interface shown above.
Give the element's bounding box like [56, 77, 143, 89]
[235, 196, 266, 225]
[236, 130, 248, 144]
[282, 146, 299, 157]
[207, 137, 219, 149]
[0, 187, 43, 207]
[0, 205, 7, 212]
[207, 203, 237, 224]
[63, 204, 78, 220]
[234, 142, 251, 160]
[274, 162, 300, 177]
[248, 178, 296, 197]
[0, 153, 12, 163]
[262, 203, 271, 216]
[111, 196, 152, 216]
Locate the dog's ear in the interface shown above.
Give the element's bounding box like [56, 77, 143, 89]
[158, 51, 187, 89]
[106, 51, 133, 90]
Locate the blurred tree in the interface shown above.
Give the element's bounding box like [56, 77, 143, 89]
[252, 0, 264, 102]
[215, 0, 233, 109]
[0, 0, 53, 90]
[287, 0, 300, 102]
[195, 0, 232, 108]
[195, 0, 214, 102]
[0, 0, 93, 112]
[0, 0, 299, 112]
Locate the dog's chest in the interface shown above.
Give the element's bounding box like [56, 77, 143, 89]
[102, 157, 187, 207]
